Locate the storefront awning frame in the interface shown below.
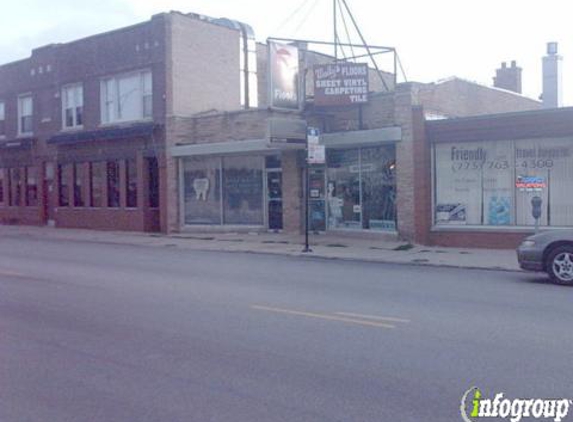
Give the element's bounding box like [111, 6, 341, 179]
[320, 127, 401, 149]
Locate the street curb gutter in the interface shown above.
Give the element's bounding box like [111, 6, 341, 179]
[1, 231, 524, 274]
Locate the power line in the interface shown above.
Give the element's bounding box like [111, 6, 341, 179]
[274, 0, 314, 35]
[293, 0, 320, 34]
[337, 0, 356, 60]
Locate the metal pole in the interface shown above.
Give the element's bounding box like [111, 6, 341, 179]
[302, 155, 312, 253]
[333, 0, 338, 59]
[339, 0, 390, 91]
[267, 37, 395, 51]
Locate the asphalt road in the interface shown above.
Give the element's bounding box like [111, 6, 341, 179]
[0, 235, 572, 422]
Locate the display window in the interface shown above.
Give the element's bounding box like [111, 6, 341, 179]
[326, 145, 396, 231]
[182, 156, 264, 226]
[434, 138, 573, 227]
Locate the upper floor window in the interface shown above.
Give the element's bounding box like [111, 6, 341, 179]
[62, 84, 83, 129]
[100, 70, 152, 124]
[18, 94, 33, 136]
[0, 101, 5, 137]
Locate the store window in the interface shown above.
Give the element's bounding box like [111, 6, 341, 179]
[434, 138, 573, 227]
[90, 162, 105, 207]
[25, 166, 38, 206]
[62, 84, 83, 129]
[58, 164, 70, 207]
[0, 169, 4, 203]
[106, 161, 120, 208]
[6, 168, 11, 205]
[326, 145, 397, 231]
[10, 168, 22, 206]
[182, 156, 264, 226]
[183, 157, 221, 225]
[222, 156, 264, 225]
[73, 163, 85, 207]
[126, 159, 138, 208]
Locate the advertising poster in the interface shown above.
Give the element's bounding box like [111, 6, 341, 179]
[268, 41, 300, 110]
[436, 204, 467, 224]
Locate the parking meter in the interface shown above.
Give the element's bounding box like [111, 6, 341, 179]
[531, 196, 542, 232]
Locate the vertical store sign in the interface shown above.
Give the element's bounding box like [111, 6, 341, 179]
[268, 41, 300, 110]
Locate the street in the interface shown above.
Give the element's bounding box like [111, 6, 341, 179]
[0, 234, 572, 422]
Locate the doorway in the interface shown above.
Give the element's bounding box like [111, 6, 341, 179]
[266, 169, 283, 230]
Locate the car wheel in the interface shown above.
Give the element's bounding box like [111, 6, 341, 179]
[546, 246, 573, 285]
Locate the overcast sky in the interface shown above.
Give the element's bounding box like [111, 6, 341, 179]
[1, 0, 570, 104]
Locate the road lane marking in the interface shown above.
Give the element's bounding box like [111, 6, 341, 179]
[335, 312, 410, 323]
[250, 305, 396, 329]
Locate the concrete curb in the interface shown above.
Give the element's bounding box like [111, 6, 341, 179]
[0, 229, 523, 273]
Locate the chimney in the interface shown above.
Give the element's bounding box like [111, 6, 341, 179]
[493, 60, 522, 93]
[542, 42, 563, 108]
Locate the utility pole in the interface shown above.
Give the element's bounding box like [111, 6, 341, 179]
[333, 0, 338, 59]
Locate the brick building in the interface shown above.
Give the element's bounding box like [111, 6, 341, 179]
[169, 76, 542, 240]
[0, 11, 256, 231]
[0, 11, 554, 248]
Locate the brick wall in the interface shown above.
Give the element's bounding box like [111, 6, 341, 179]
[393, 84, 419, 240]
[281, 150, 303, 233]
[417, 78, 542, 118]
[168, 13, 241, 117]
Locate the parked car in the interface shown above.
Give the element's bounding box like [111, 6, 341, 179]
[517, 230, 573, 285]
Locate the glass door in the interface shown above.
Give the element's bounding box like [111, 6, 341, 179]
[309, 167, 326, 232]
[326, 149, 361, 229]
[266, 169, 283, 230]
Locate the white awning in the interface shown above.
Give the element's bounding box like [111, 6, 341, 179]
[171, 138, 305, 157]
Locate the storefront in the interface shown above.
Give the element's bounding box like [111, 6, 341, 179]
[312, 127, 401, 234]
[172, 125, 402, 234]
[180, 153, 283, 229]
[434, 138, 573, 229]
[426, 107, 573, 248]
[307, 144, 397, 232]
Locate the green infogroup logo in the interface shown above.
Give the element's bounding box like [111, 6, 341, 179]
[460, 387, 572, 422]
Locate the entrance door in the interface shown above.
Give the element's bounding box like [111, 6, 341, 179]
[43, 162, 56, 226]
[266, 170, 283, 230]
[309, 167, 326, 232]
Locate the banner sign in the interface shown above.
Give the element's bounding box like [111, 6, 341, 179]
[307, 127, 325, 164]
[268, 41, 300, 110]
[314, 63, 369, 106]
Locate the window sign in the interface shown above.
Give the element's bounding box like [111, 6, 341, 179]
[434, 138, 573, 227]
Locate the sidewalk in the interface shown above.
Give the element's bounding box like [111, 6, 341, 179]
[0, 225, 521, 272]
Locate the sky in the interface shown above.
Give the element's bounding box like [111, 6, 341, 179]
[0, 0, 570, 104]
